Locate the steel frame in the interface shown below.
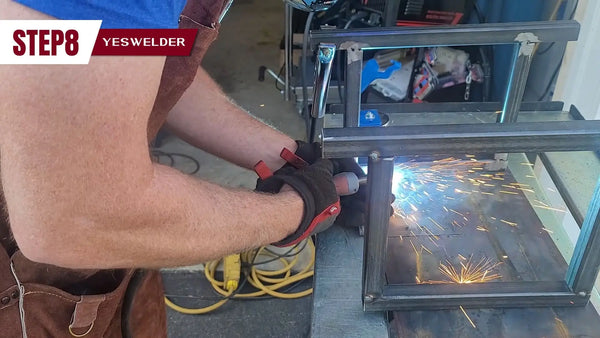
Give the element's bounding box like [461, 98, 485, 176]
[326, 101, 566, 115]
[310, 21, 580, 49]
[362, 149, 600, 310]
[311, 20, 580, 129]
[322, 120, 600, 158]
[310, 20, 600, 310]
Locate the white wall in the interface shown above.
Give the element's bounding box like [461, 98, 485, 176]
[543, 0, 600, 308]
[553, 0, 600, 119]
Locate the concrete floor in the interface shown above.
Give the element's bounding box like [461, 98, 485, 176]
[158, 1, 312, 337]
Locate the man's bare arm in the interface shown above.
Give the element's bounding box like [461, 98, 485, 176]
[166, 67, 299, 172]
[0, 0, 302, 269]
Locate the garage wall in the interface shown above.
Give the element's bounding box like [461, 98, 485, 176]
[536, 0, 600, 309]
[553, 0, 600, 119]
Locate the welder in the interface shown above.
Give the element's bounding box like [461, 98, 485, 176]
[0, 0, 366, 337]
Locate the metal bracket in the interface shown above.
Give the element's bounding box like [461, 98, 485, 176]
[339, 42, 368, 128]
[515, 32, 541, 56]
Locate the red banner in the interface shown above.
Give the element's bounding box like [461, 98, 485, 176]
[92, 29, 198, 56]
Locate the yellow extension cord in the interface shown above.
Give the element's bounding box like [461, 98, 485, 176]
[164, 238, 315, 314]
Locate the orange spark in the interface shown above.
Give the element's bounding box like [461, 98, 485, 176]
[460, 306, 477, 328]
[500, 219, 518, 227]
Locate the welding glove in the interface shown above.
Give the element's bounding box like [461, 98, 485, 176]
[276, 140, 321, 171]
[254, 140, 321, 191]
[256, 158, 340, 247]
[257, 141, 393, 230]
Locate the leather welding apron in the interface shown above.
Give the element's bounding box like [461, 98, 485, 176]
[0, 0, 229, 336]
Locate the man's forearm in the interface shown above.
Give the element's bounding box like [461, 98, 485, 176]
[166, 67, 297, 172]
[1, 2, 304, 270]
[22, 163, 302, 269]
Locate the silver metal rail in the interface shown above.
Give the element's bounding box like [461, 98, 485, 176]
[322, 120, 600, 158]
[310, 20, 580, 48]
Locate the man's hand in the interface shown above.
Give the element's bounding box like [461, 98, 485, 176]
[256, 159, 340, 246]
[275, 142, 373, 229]
[281, 141, 321, 168]
[261, 141, 395, 230]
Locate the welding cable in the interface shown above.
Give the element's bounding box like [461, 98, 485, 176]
[472, 0, 485, 23]
[151, 149, 201, 175]
[245, 241, 315, 299]
[163, 263, 243, 315]
[535, 0, 580, 56]
[209, 239, 315, 299]
[533, 0, 563, 56]
[537, 0, 579, 101]
[164, 238, 315, 314]
[163, 253, 257, 315]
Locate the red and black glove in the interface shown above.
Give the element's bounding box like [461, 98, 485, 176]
[255, 159, 340, 247]
[256, 140, 393, 231]
[254, 140, 321, 191]
[277, 140, 321, 170]
[254, 140, 320, 189]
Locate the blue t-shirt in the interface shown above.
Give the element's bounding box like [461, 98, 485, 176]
[13, 0, 188, 28]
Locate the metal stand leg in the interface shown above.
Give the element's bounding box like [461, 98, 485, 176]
[492, 39, 538, 170]
[343, 43, 364, 128]
[567, 177, 600, 296]
[363, 154, 394, 302]
[499, 39, 538, 123]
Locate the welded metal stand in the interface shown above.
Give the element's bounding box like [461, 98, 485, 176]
[311, 20, 580, 130]
[311, 20, 600, 333]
